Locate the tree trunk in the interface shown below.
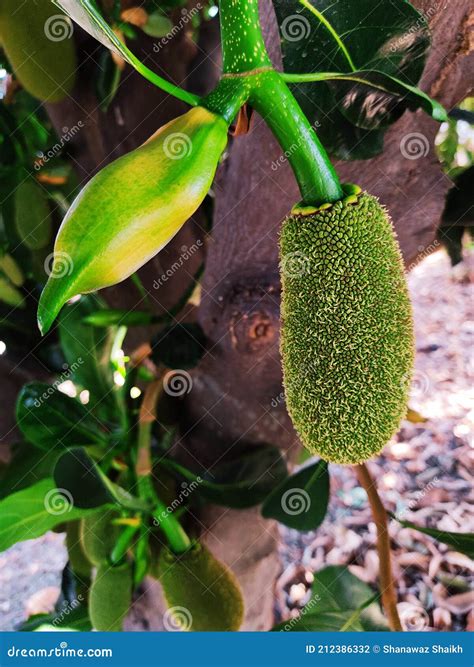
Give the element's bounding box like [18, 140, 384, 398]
[38, 0, 473, 630]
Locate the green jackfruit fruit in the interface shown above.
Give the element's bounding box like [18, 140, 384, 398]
[0, 0, 77, 102]
[37, 106, 228, 335]
[66, 521, 92, 579]
[89, 561, 133, 631]
[80, 510, 120, 566]
[14, 179, 52, 250]
[280, 189, 414, 464]
[159, 542, 244, 631]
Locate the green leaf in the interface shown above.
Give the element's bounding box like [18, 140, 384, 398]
[261, 460, 329, 531]
[54, 447, 150, 511]
[390, 514, 474, 558]
[0, 443, 60, 500]
[16, 383, 108, 450]
[151, 323, 206, 370]
[0, 479, 99, 553]
[274, 566, 388, 631]
[142, 12, 173, 38]
[83, 309, 155, 327]
[161, 444, 288, 509]
[273, 0, 439, 159]
[58, 294, 117, 412]
[20, 605, 92, 632]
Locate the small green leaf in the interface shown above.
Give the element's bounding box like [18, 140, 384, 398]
[161, 444, 288, 509]
[142, 12, 173, 38]
[0, 277, 24, 308]
[274, 566, 388, 631]
[20, 605, 91, 632]
[151, 323, 206, 370]
[16, 383, 108, 450]
[14, 178, 52, 250]
[83, 309, 155, 327]
[261, 460, 329, 531]
[0, 479, 100, 553]
[54, 448, 150, 511]
[390, 514, 474, 558]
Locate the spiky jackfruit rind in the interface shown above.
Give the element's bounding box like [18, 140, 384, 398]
[89, 561, 132, 632]
[280, 191, 414, 464]
[159, 543, 244, 631]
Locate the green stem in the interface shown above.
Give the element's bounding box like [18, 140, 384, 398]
[219, 0, 272, 74]
[216, 0, 342, 205]
[250, 72, 342, 205]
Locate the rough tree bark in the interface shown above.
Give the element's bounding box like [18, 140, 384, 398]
[5, 0, 471, 630]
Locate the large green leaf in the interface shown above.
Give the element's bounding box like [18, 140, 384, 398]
[273, 0, 443, 159]
[0, 478, 99, 552]
[54, 447, 150, 511]
[391, 514, 474, 558]
[16, 383, 108, 450]
[274, 566, 388, 631]
[0, 443, 59, 500]
[261, 460, 329, 531]
[161, 444, 288, 509]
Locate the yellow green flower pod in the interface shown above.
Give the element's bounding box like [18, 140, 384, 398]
[38, 106, 228, 334]
[280, 188, 414, 464]
[159, 542, 244, 631]
[0, 0, 77, 102]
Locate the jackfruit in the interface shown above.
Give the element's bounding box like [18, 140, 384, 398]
[159, 542, 244, 631]
[280, 188, 414, 464]
[0, 0, 77, 102]
[89, 561, 132, 631]
[80, 510, 120, 566]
